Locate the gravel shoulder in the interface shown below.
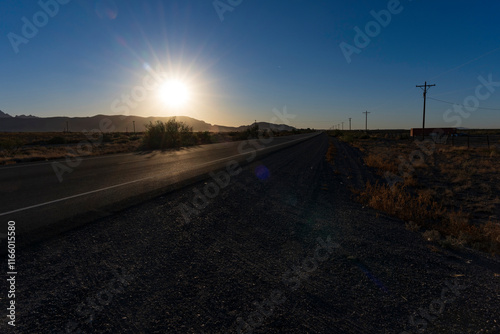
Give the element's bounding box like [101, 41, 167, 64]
[2, 133, 499, 333]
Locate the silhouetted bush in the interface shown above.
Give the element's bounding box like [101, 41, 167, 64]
[102, 133, 113, 143]
[0, 138, 24, 155]
[47, 136, 66, 145]
[142, 119, 195, 149]
[196, 131, 212, 144]
[229, 123, 260, 141]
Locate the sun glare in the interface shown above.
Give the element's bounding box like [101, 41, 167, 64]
[159, 80, 190, 108]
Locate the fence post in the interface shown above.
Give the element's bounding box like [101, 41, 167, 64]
[487, 135, 490, 149]
[467, 135, 470, 149]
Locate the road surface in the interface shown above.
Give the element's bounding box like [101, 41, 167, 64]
[0, 132, 319, 244]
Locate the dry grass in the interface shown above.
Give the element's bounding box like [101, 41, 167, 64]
[345, 134, 500, 254]
[364, 152, 399, 174]
[357, 181, 500, 253]
[326, 140, 337, 163]
[0, 132, 146, 164]
[357, 182, 444, 227]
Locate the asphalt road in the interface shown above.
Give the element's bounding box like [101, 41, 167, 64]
[1, 133, 498, 333]
[0, 132, 319, 244]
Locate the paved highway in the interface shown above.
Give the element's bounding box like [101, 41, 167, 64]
[0, 132, 320, 244]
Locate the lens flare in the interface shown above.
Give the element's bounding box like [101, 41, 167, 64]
[255, 165, 270, 181]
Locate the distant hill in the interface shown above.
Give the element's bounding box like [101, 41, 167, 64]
[0, 110, 13, 118]
[0, 114, 295, 133]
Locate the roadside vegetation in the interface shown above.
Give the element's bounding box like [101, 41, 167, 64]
[327, 130, 500, 254]
[0, 122, 315, 165]
[0, 131, 143, 165]
[141, 119, 199, 149]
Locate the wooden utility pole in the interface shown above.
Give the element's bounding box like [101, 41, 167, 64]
[133, 121, 136, 134]
[349, 118, 352, 131]
[341, 122, 344, 130]
[363, 111, 370, 132]
[416, 81, 436, 140]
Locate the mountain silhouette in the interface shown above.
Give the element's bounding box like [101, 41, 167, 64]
[0, 114, 295, 132]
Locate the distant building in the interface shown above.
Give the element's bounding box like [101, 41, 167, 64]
[410, 127, 457, 137]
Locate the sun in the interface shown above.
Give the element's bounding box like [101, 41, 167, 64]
[158, 79, 190, 108]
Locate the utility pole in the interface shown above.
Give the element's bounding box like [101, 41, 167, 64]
[133, 120, 136, 134]
[363, 111, 370, 133]
[66, 121, 69, 133]
[341, 122, 344, 130]
[349, 118, 352, 131]
[416, 81, 436, 140]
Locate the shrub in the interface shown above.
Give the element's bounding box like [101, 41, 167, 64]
[357, 181, 443, 227]
[405, 221, 421, 232]
[196, 131, 212, 145]
[142, 118, 195, 149]
[0, 138, 24, 155]
[422, 229, 440, 241]
[102, 133, 113, 143]
[47, 136, 66, 145]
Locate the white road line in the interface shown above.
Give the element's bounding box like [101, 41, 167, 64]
[0, 177, 152, 217]
[0, 153, 135, 170]
[0, 134, 317, 216]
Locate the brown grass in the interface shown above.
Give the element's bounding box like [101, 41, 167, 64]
[364, 149, 398, 174]
[357, 181, 499, 253]
[326, 140, 337, 163]
[357, 182, 444, 227]
[343, 134, 500, 254]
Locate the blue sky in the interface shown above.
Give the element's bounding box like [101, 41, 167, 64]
[1, 0, 500, 129]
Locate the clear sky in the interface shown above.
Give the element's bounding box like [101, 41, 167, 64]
[1, 0, 500, 129]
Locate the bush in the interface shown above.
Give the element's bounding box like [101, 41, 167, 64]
[142, 118, 195, 149]
[102, 133, 113, 143]
[0, 138, 24, 155]
[196, 131, 212, 145]
[47, 136, 66, 145]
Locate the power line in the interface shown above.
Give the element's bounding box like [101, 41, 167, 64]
[430, 45, 500, 80]
[416, 82, 436, 140]
[362, 111, 370, 132]
[427, 97, 500, 111]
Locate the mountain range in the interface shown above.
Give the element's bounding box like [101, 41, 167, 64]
[0, 111, 295, 132]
